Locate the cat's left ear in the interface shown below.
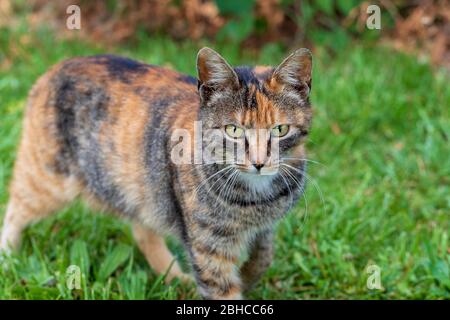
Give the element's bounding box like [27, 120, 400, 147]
[270, 48, 312, 96]
[196, 47, 239, 89]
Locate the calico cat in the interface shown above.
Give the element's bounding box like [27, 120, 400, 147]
[0, 47, 312, 299]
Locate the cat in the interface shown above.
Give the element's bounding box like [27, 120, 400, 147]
[0, 47, 313, 299]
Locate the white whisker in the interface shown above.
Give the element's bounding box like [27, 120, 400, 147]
[280, 157, 325, 167]
[280, 166, 309, 230]
[282, 163, 325, 206]
[214, 168, 238, 207]
[191, 165, 234, 201]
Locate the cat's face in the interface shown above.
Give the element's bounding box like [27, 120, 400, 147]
[196, 48, 312, 185]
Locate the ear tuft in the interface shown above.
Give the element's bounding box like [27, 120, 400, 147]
[271, 48, 312, 91]
[196, 47, 238, 88]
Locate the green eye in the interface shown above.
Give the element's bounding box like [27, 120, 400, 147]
[225, 124, 244, 139]
[225, 124, 244, 138]
[271, 124, 290, 137]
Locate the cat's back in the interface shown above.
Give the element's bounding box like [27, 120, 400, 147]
[44, 54, 199, 114]
[19, 54, 199, 219]
[26, 54, 199, 165]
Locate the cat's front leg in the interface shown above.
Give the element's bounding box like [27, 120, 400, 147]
[187, 229, 243, 300]
[240, 229, 274, 293]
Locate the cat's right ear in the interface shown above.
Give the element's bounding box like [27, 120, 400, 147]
[196, 47, 239, 90]
[270, 48, 312, 97]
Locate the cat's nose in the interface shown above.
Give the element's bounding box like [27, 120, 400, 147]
[253, 163, 264, 171]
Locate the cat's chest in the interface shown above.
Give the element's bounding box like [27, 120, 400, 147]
[213, 195, 294, 229]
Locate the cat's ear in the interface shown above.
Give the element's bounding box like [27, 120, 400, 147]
[270, 48, 312, 95]
[196, 47, 239, 89]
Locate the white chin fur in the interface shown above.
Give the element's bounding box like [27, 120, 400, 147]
[238, 170, 277, 194]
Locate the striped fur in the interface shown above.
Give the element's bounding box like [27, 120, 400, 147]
[1, 48, 313, 299]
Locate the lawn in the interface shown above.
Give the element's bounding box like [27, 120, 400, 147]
[0, 23, 449, 299]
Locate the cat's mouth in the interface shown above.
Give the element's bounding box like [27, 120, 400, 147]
[235, 164, 279, 176]
[237, 167, 278, 193]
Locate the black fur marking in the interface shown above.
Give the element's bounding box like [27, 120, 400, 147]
[198, 84, 216, 105]
[209, 224, 237, 238]
[279, 131, 304, 152]
[195, 216, 237, 238]
[79, 144, 136, 216]
[92, 54, 151, 83]
[169, 158, 190, 242]
[234, 67, 259, 86]
[250, 90, 257, 109]
[52, 74, 109, 174]
[53, 76, 79, 174]
[144, 94, 187, 235]
[51, 71, 138, 216]
[177, 74, 198, 85]
[218, 182, 292, 207]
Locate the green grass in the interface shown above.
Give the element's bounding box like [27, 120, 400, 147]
[0, 23, 449, 299]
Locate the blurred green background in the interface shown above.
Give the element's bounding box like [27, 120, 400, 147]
[0, 0, 449, 299]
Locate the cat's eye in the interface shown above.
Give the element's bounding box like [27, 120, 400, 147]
[271, 124, 290, 137]
[225, 124, 244, 138]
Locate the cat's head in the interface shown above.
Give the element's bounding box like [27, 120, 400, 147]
[196, 47, 312, 183]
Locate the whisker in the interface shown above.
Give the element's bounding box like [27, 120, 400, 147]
[222, 170, 240, 204]
[280, 166, 309, 230]
[214, 169, 238, 207]
[203, 166, 234, 197]
[279, 169, 293, 206]
[191, 165, 234, 201]
[280, 157, 326, 167]
[282, 163, 325, 206]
